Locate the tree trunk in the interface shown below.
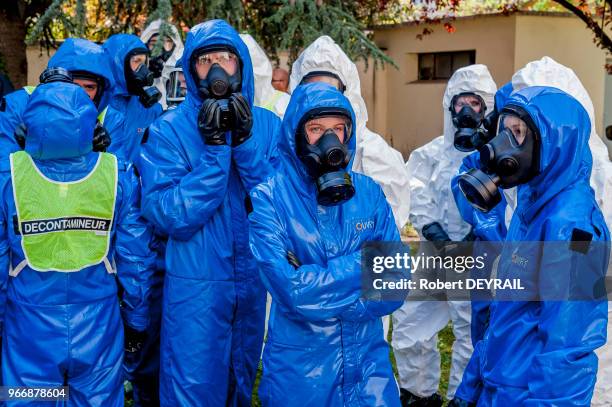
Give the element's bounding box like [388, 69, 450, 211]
[0, 9, 28, 88]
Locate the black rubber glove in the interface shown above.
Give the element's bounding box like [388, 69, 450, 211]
[229, 93, 253, 147]
[124, 324, 147, 354]
[447, 397, 477, 407]
[197, 98, 227, 146]
[422, 222, 452, 252]
[421, 222, 451, 242]
[93, 123, 112, 152]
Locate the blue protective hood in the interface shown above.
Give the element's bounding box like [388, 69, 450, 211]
[280, 82, 356, 179]
[181, 19, 254, 107]
[48, 38, 114, 112]
[23, 82, 96, 160]
[508, 86, 592, 221]
[495, 81, 514, 113]
[103, 34, 148, 97]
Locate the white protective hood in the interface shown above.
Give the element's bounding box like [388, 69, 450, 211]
[441, 65, 496, 155]
[511, 56, 612, 228]
[240, 34, 290, 119]
[290, 35, 411, 230]
[406, 64, 497, 239]
[141, 19, 184, 109]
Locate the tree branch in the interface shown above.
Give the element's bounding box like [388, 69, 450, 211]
[552, 0, 612, 53]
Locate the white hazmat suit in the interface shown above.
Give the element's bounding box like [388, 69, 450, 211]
[140, 20, 184, 110]
[393, 64, 497, 400]
[239, 34, 290, 119]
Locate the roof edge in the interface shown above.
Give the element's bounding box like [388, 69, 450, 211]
[373, 10, 573, 30]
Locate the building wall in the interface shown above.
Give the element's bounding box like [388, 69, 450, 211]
[368, 13, 608, 159]
[371, 15, 516, 158]
[26, 46, 56, 86]
[514, 14, 607, 136]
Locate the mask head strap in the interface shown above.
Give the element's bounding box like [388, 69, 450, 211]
[300, 71, 346, 93]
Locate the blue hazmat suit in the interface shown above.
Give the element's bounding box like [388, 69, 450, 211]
[138, 19, 281, 406]
[0, 82, 155, 406]
[248, 82, 402, 407]
[0, 90, 31, 155]
[0, 38, 115, 158]
[454, 86, 610, 405]
[103, 34, 163, 163]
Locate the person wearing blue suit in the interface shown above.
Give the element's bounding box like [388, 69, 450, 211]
[103, 34, 163, 163]
[138, 19, 281, 406]
[248, 82, 402, 406]
[453, 86, 609, 405]
[0, 81, 155, 406]
[0, 38, 116, 158]
[103, 33, 170, 407]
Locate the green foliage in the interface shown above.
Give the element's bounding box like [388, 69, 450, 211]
[207, 0, 244, 28]
[23, 0, 398, 70]
[261, 0, 396, 68]
[75, 0, 86, 37]
[147, 0, 173, 57]
[26, 0, 67, 45]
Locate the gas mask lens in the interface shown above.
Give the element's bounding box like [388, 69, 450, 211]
[193, 46, 242, 101]
[130, 54, 149, 73]
[196, 51, 239, 78]
[166, 67, 187, 105]
[304, 117, 350, 144]
[497, 113, 532, 147]
[452, 93, 484, 114]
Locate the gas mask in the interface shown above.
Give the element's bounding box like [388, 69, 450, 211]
[125, 50, 161, 108]
[39, 67, 73, 84]
[166, 67, 187, 108]
[296, 108, 355, 206]
[193, 46, 242, 131]
[194, 48, 242, 99]
[450, 93, 493, 152]
[458, 105, 540, 212]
